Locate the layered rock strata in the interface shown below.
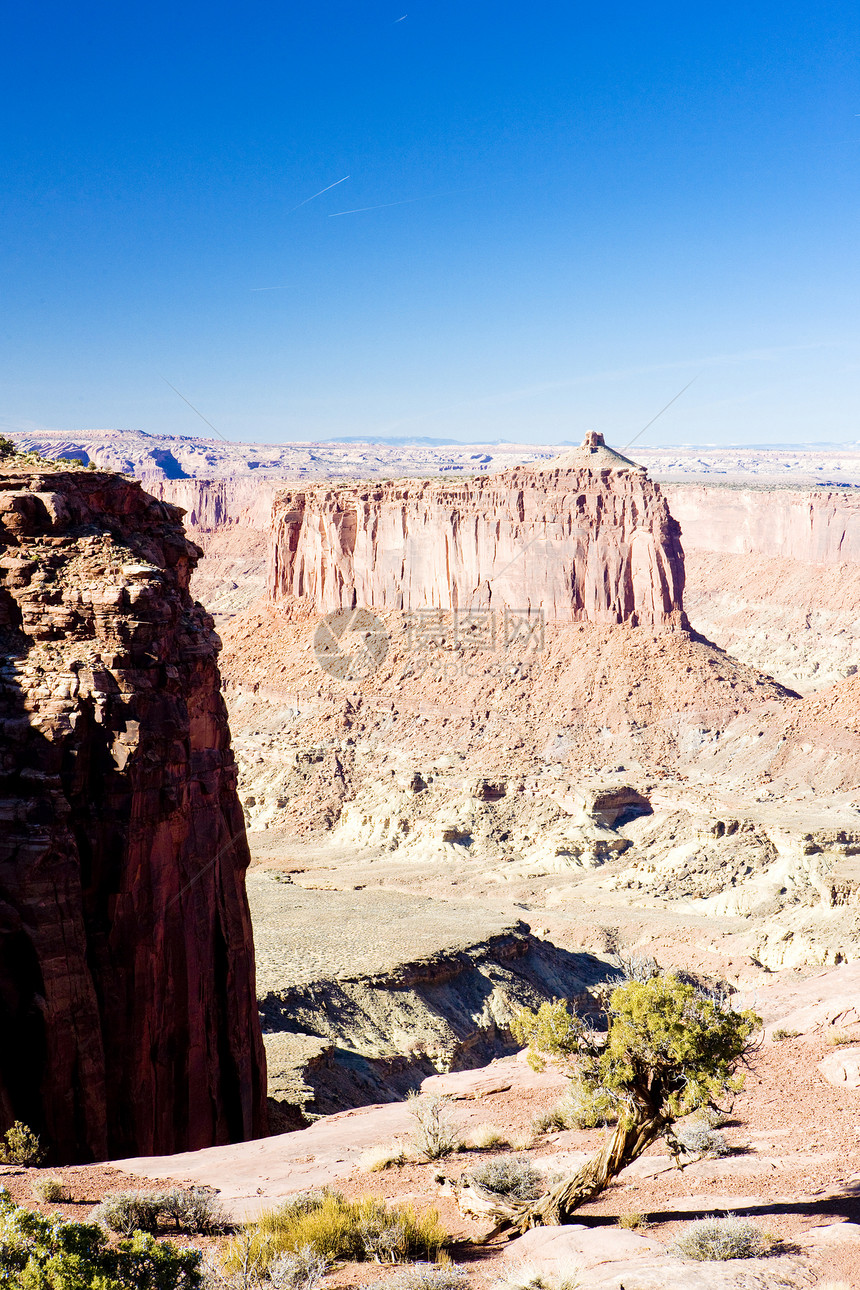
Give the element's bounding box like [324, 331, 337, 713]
[0, 466, 267, 1162]
[267, 434, 686, 626]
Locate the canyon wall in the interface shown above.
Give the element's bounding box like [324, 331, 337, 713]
[0, 466, 267, 1162]
[665, 485, 860, 564]
[145, 477, 283, 534]
[267, 435, 686, 626]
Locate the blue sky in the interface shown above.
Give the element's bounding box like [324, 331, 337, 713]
[1, 1, 858, 445]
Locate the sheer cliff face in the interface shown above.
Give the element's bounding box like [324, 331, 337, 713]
[0, 467, 267, 1163]
[267, 439, 686, 626]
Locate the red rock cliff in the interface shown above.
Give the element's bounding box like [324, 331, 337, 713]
[0, 466, 267, 1162]
[267, 434, 686, 626]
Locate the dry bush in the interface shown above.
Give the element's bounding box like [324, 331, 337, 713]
[91, 1190, 165, 1235]
[467, 1123, 506, 1150]
[829, 1032, 856, 1047]
[771, 1027, 801, 1042]
[374, 1263, 468, 1290]
[465, 1156, 542, 1203]
[160, 1185, 228, 1234]
[670, 1216, 771, 1261]
[675, 1121, 732, 1159]
[616, 1212, 650, 1230]
[268, 1245, 331, 1290]
[31, 1177, 69, 1203]
[360, 1143, 409, 1172]
[407, 1094, 463, 1161]
[493, 1260, 580, 1290]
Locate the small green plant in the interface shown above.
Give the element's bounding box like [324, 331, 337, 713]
[407, 1094, 463, 1161]
[375, 1263, 469, 1290]
[771, 1027, 801, 1042]
[0, 1120, 44, 1166]
[616, 1212, 650, 1230]
[670, 1215, 771, 1261]
[31, 1175, 69, 1203]
[222, 1191, 446, 1277]
[0, 435, 17, 458]
[0, 1189, 201, 1288]
[466, 1156, 542, 1203]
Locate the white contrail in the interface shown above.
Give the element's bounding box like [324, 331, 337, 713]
[286, 174, 350, 215]
[329, 195, 427, 217]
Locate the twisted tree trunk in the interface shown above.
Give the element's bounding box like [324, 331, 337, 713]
[476, 1108, 669, 1240]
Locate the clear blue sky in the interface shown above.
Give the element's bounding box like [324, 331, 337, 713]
[2, 1, 858, 445]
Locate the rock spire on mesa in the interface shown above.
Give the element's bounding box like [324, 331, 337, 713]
[267, 431, 686, 627]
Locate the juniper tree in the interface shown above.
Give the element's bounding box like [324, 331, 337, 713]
[476, 973, 759, 1237]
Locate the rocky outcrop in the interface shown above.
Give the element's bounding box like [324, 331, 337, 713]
[0, 465, 267, 1162]
[267, 434, 686, 626]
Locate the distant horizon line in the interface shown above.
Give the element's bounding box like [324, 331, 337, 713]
[7, 427, 860, 452]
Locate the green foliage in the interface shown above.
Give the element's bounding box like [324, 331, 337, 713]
[670, 1215, 771, 1261]
[513, 975, 760, 1124]
[0, 1123, 44, 1167]
[466, 1156, 542, 1202]
[221, 1192, 446, 1277]
[0, 436, 16, 459]
[0, 1188, 201, 1288]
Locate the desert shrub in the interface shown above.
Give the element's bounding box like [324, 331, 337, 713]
[267, 1245, 331, 1290]
[829, 1032, 856, 1047]
[675, 1121, 732, 1159]
[360, 1143, 409, 1172]
[670, 1215, 770, 1261]
[407, 1094, 462, 1161]
[160, 1186, 228, 1234]
[224, 1192, 446, 1276]
[0, 1188, 201, 1288]
[0, 1120, 44, 1166]
[376, 1262, 469, 1290]
[613, 951, 659, 983]
[771, 1027, 801, 1042]
[92, 1189, 165, 1235]
[468, 1123, 506, 1150]
[494, 1261, 579, 1290]
[0, 436, 16, 458]
[466, 1156, 542, 1203]
[31, 1175, 69, 1203]
[616, 1212, 649, 1230]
